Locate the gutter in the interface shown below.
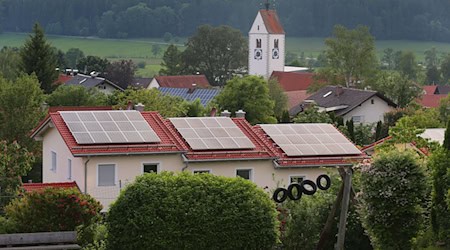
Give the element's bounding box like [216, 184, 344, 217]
[181, 154, 189, 171]
[84, 156, 90, 194]
[73, 151, 186, 157]
[273, 160, 353, 169]
[181, 154, 277, 163]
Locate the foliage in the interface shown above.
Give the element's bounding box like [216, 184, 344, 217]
[0, 216, 17, 234]
[293, 105, 332, 124]
[444, 119, 450, 151]
[105, 59, 136, 89]
[394, 51, 419, 80]
[0, 46, 21, 81]
[65, 48, 85, 69]
[46, 85, 108, 107]
[428, 149, 450, 243]
[353, 123, 374, 146]
[5, 188, 102, 233]
[77, 222, 108, 249]
[0, 141, 34, 210]
[215, 76, 276, 124]
[106, 172, 278, 249]
[346, 119, 355, 142]
[440, 53, 450, 84]
[0, 74, 45, 151]
[110, 88, 188, 117]
[185, 99, 208, 117]
[182, 25, 247, 85]
[20, 23, 58, 93]
[323, 25, 378, 88]
[359, 150, 427, 250]
[438, 94, 450, 123]
[76, 55, 110, 75]
[268, 78, 288, 121]
[159, 44, 183, 76]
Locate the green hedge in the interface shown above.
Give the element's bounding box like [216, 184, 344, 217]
[106, 172, 278, 250]
[5, 188, 102, 233]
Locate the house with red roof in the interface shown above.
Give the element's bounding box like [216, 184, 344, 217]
[148, 75, 210, 89]
[31, 107, 364, 209]
[417, 85, 448, 108]
[22, 181, 80, 192]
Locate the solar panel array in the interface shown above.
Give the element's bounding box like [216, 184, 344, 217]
[170, 117, 255, 150]
[260, 124, 361, 157]
[419, 128, 445, 145]
[60, 111, 161, 144]
[159, 87, 221, 106]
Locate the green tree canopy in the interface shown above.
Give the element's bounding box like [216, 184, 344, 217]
[76, 55, 110, 75]
[65, 48, 85, 69]
[46, 85, 108, 107]
[182, 25, 247, 85]
[0, 46, 21, 81]
[105, 59, 136, 89]
[215, 76, 276, 124]
[293, 105, 332, 124]
[20, 23, 58, 93]
[323, 25, 378, 87]
[268, 78, 288, 121]
[394, 51, 419, 80]
[159, 44, 183, 76]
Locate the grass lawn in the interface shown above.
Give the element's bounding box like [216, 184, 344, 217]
[2, 32, 450, 76]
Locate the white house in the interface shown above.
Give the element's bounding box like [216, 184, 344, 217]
[302, 86, 397, 124]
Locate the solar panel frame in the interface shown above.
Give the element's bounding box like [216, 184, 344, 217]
[169, 117, 255, 150]
[60, 111, 161, 144]
[260, 124, 361, 157]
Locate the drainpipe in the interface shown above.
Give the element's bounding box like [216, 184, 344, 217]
[181, 154, 189, 171]
[84, 156, 90, 194]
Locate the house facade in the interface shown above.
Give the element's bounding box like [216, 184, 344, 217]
[32, 108, 364, 209]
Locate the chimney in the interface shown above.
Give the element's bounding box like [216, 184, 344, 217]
[235, 110, 246, 118]
[187, 83, 197, 94]
[28, 180, 33, 183]
[210, 107, 217, 117]
[134, 103, 145, 112]
[221, 110, 231, 117]
[126, 101, 134, 110]
[335, 86, 344, 96]
[90, 71, 99, 78]
[73, 69, 79, 76]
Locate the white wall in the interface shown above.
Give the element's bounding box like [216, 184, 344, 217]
[267, 34, 285, 76]
[147, 78, 160, 89]
[96, 83, 117, 95]
[344, 96, 395, 125]
[42, 126, 85, 190]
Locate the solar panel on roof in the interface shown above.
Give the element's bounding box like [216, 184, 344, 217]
[60, 111, 160, 144]
[260, 124, 361, 157]
[170, 117, 255, 150]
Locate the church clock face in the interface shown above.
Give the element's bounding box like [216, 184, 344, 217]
[254, 48, 263, 60]
[272, 48, 279, 59]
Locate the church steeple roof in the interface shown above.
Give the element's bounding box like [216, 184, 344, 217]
[259, 9, 285, 34]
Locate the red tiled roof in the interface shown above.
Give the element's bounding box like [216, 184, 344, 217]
[168, 118, 277, 161]
[360, 136, 393, 152]
[423, 85, 438, 95]
[33, 111, 185, 156]
[417, 94, 447, 108]
[48, 106, 113, 113]
[259, 10, 285, 34]
[253, 125, 366, 167]
[22, 181, 80, 192]
[155, 75, 210, 88]
[271, 71, 314, 92]
[286, 90, 310, 109]
[54, 74, 73, 84]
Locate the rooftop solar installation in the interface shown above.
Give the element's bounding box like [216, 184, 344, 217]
[170, 117, 255, 150]
[159, 87, 221, 106]
[60, 111, 161, 144]
[419, 128, 445, 145]
[260, 124, 361, 156]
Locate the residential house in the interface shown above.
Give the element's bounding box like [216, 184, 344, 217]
[22, 181, 80, 192]
[148, 75, 210, 89]
[302, 86, 397, 124]
[64, 73, 124, 94]
[31, 107, 364, 209]
[159, 87, 221, 106]
[129, 77, 153, 89]
[417, 85, 448, 108]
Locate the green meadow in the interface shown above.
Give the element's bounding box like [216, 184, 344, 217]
[2, 33, 450, 77]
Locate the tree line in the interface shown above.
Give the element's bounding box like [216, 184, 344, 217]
[1, 0, 450, 42]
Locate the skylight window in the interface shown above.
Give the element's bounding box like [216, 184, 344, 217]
[323, 91, 332, 98]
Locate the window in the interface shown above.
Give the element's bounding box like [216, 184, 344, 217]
[67, 159, 72, 180]
[51, 151, 57, 172]
[371, 99, 374, 104]
[98, 164, 116, 187]
[290, 176, 304, 184]
[257, 25, 260, 30]
[236, 169, 252, 180]
[193, 170, 210, 174]
[351, 116, 364, 123]
[143, 163, 158, 173]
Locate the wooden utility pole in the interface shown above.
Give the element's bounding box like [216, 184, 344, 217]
[335, 166, 353, 250]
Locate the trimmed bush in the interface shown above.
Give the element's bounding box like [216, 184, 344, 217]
[106, 172, 278, 250]
[5, 188, 102, 233]
[359, 150, 427, 249]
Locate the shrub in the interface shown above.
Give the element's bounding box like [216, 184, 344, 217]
[5, 188, 102, 233]
[0, 216, 17, 234]
[77, 222, 108, 249]
[106, 172, 278, 250]
[359, 150, 427, 249]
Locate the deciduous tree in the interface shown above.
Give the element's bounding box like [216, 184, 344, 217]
[182, 25, 247, 85]
[394, 51, 419, 80]
[105, 60, 136, 89]
[46, 85, 108, 107]
[20, 23, 58, 93]
[268, 78, 288, 121]
[293, 105, 332, 124]
[76, 55, 110, 75]
[65, 48, 85, 69]
[159, 44, 183, 76]
[215, 76, 276, 124]
[0, 46, 21, 81]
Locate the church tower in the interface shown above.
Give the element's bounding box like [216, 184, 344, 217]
[248, 2, 285, 79]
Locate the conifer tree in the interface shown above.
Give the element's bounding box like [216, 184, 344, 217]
[443, 119, 450, 151]
[20, 23, 58, 93]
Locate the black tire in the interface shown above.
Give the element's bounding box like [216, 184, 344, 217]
[273, 188, 288, 203]
[301, 180, 317, 195]
[316, 174, 331, 190]
[287, 183, 303, 201]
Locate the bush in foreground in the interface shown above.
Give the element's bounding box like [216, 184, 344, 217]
[107, 172, 278, 250]
[5, 188, 102, 233]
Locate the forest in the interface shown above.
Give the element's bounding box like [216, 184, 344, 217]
[1, 0, 450, 42]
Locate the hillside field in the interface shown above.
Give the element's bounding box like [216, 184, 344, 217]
[2, 33, 450, 77]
